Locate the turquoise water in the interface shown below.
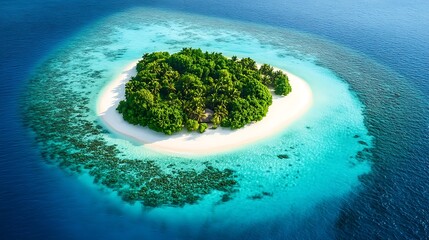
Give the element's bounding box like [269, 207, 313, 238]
[22, 7, 374, 239]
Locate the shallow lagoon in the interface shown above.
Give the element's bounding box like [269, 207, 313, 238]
[23, 7, 375, 239]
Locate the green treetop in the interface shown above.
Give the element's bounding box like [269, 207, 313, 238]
[117, 48, 292, 135]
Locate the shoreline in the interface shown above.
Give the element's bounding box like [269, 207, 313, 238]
[97, 60, 313, 155]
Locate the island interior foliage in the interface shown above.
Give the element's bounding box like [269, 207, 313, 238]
[117, 48, 292, 135]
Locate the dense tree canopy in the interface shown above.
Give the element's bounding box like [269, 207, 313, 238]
[117, 48, 292, 135]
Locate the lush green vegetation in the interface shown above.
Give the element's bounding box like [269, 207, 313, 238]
[117, 48, 292, 135]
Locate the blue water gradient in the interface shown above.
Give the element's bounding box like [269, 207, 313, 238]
[1, 0, 428, 239]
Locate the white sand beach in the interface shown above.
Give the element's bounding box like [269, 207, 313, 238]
[97, 60, 313, 155]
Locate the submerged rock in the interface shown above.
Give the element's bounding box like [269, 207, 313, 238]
[248, 191, 273, 200]
[277, 154, 289, 159]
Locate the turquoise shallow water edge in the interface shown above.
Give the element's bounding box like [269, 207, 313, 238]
[1, 0, 427, 238]
[22, 8, 374, 238]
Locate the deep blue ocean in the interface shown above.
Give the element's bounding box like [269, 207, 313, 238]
[1, 0, 428, 239]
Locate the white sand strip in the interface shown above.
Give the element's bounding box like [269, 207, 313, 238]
[97, 61, 313, 155]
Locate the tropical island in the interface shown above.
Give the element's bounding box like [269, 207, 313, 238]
[97, 49, 312, 155]
[116, 48, 292, 135]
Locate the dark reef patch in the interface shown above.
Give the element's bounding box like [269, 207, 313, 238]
[277, 154, 289, 159]
[248, 191, 273, 200]
[21, 37, 237, 208]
